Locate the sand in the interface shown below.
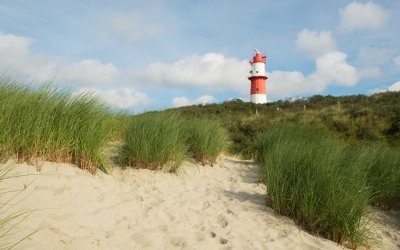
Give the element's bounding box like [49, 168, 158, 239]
[1, 155, 399, 250]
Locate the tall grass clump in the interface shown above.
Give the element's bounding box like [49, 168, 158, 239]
[256, 124, 371, 247]
[184, 118, 229, 166]
[121, 112, 187, 172]
[365, 146, 400, 209]
[0, 78, 113, 174]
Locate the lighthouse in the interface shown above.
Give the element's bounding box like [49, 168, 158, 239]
[248, 48, 268, 104]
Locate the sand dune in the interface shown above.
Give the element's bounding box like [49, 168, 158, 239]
[1, 155, 399, 249]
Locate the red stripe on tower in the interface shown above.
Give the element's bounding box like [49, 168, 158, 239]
[248, 48, 268, 104]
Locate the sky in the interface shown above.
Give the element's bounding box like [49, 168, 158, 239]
[0, 0, 399, 111]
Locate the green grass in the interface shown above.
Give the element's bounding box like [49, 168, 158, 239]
[121, 112, 188, 172]
[172, 92, 400, 158]
[184, 118, 229, 166]
[0, 78, 113, 174]
[121, 113, 229, 171]
[256, 124, 371, 247]
[365, 146, 400, 209]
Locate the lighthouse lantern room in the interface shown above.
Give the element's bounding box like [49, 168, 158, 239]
[248, 48, 268, 104]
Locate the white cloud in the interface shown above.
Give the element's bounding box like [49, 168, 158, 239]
[359, 66, 381, 78]
[133, 50, 366, 99]
[0, 33, 33, 65]
[267, 71, 316, 99]
[368, 88, 387, 95]
[267, 51, 363, 98]
[74, 87, 151, 109]
[62, 59, 119, 85]
[104, 13, 162, 43]
[0, 33, 57, 81]
[338, 1, 389, 33]
[368, 81, 400, 94]
[394, 55, 400, 67]
[388, 81, 400, 92]
[357, 47, 391, 66]
[197, 94, 216, 104]
[296, 29, 336, 57]
[354, 47, 390, 79]
[0, 33, 119, 86]
[133, 53, 249, 94]
[172, 95, 216, 107]
[172, 97, 191, 107]
[313, 51, 359, 86]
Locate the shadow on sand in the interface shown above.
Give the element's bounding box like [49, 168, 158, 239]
[222, 157, 261, 184]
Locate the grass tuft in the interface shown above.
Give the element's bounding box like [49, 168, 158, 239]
[365, 146, 400, 209]
[121, 113, 229, 171]
[184, 118, 229, 166]
[121, 112, 188, 172]
[256, 124, 371, 247]
[0, 77, 113, 174]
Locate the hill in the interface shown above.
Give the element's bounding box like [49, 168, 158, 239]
[169, 92, 400, 158]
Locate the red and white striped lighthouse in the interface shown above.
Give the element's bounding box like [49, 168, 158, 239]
[248, 48, 268, 104]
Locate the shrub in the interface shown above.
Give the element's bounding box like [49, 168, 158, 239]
[256, 124, 370, 247]
[185, 118, 229, 165]
[121, 112, 187, 172]
[0, 78, 113, 174]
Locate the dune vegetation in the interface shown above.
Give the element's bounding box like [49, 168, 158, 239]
[255, 124, 400, 247]
[0, 78, 113, 174]
[255, 124, 370, 246]
[171, 92, 400, 158]
[365, 146, 400, 209]
[171, 93, 400, 247]
[120, 112, 229, 171]
[121, 112, 188, 172]
[184, 118, 229, 166]
[0, 75, 398, 248]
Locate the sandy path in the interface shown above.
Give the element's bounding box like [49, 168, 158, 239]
[1, 155, 398, 249]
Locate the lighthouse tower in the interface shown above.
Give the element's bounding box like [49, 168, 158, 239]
[248, 48, 268, 104]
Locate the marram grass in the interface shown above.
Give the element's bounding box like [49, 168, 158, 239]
[0, 78, 113, 174]
[256, 124, 371, 247]
[121, 112, 188, 172]
[364, 145, 400, 209]
[121, 112, 228, 171]
[184, 118, 229, 166]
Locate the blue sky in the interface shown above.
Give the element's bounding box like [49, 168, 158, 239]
[0, 0, 399, 111]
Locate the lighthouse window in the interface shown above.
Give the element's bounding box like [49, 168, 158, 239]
[256, 88, 259, 92]
[250, 70, 252, 73]
[256, 71, 259, 73]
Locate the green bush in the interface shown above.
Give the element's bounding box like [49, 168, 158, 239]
[121, 112, 187, 172]
[256, 124, 370, 247]
[185, 118, 229, 165]
[0, 78, 113, 174]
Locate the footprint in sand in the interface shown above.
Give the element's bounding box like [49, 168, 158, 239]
[170, 236, 187, 247]
[203, 201, 211, 209]
[217, 215, 229, 228]
[220, 238, 228, 245]
[226, 208, 236, 217]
